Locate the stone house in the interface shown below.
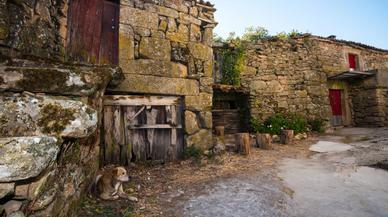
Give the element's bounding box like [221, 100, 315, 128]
[0, 0, 387, 216]
[0, 0, 216, 216]
[214, 35, 388, 132]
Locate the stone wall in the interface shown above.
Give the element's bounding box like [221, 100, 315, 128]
[313, 37, 388, 126]
[0, 0, 68, 60]
[0, 1, 121, 216]
[239, 37, 332, 123]
[0, 58, 121, 217]
[216, 35, 388, 127]
[111, 0, 217, 150]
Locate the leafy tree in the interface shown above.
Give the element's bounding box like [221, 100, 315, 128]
[241, 26, 270, 41]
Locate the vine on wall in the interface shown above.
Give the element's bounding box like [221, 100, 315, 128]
[215, 27, 306, 86]
[220, 40, 245, 86]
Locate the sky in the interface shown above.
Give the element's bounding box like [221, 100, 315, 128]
[211, 0, 388, 49]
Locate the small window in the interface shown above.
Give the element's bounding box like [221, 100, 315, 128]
[348, 53, 358, 70]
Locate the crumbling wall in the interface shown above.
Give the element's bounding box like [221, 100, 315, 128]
[0, 0, 68, 60]
[0, 1, 121, 216]
[0, 59, 120, 217]
[240, 37, 331, 122]
[111, 0, 217, 150]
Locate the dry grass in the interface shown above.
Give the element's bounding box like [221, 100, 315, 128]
[78, 137, 316, 217]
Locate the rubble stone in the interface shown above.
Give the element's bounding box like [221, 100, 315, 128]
[0, 136, 60, 182]
[0, 94, 98, 138]
[0, 183, 14, 199]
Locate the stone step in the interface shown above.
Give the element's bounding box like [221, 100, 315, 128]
[0, 136, 60, 182]
[0, 94, 97, 138]
[0, 62, 123, 96]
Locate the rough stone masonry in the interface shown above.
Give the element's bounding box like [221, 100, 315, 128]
[110, 0, 217, 151]
[216, 35, 388, 127]
[0, 0, 217, 216]
[0, 0, 123, 216]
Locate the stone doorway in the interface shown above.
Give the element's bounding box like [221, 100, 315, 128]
[329, 89, 343, 126]
[212, 86, 250, 134]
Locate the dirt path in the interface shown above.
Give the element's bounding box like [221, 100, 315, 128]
[78, 136, 314, 217]
[78, 128, 388, 217]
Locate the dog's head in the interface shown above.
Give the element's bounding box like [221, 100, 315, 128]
[113, 166, 130, 182]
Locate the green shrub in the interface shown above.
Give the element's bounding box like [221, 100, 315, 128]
[251, 113, 308, 135]
[287, 113, 308, 134]
[184, 146, 202, 160]
[241, 26, 270, 41]
[309, 119, 326, 133]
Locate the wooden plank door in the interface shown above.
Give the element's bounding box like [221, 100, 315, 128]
[329, 89, 343, 126]
[66, 0, 119, 65]
[102, 96, 184, 166]
[99, 1, 119, 64]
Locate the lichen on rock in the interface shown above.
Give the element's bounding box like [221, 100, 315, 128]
[0, 94, 98, 138]
[0, 136, 60, 182]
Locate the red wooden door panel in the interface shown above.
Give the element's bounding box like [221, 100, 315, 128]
[100, 1, 119, 65]
[348, 54, 356, 70]
[67, 0, 118, 65]
[329, 90, 342, 116]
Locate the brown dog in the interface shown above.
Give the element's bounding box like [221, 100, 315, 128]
[94, 166, 138, 202]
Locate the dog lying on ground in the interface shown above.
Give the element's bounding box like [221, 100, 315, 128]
[93, 166, 138, 202]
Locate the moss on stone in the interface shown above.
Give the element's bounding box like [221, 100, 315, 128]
[0, 26, 9, 40]
[15, 68, 68, 91]
[37, 103, 76, 134]
[62, 140, 82, 164]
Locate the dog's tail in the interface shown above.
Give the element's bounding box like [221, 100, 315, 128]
[89, 174, 103, 197]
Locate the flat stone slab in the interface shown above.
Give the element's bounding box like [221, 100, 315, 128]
[309, 141, 353, 153]
[0, 64, 121, 96]
[0, 94, 98, 138]
[0, 136, 60, 182]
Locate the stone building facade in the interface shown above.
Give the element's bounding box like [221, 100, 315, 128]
[0, 0, 216, 216]
[215, 35, 388, 128]
[0, 0, 387, 216]
[111, 0, 217, 150]
[314, 36, 388, 126]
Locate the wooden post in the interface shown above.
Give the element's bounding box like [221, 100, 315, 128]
[235, 133, 251, 155]
[280, 130, 294, 144]
[215, 126, 225, 138]
[256, 133, 272, 150]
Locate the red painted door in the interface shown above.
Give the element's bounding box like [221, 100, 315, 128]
[329, 90, 342, 116]
[67, 0, 119, 65]
[99, 1, 119, 65]
[348, 54, 356, 70]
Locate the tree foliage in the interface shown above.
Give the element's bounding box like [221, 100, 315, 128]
[241, 26, 270, 41]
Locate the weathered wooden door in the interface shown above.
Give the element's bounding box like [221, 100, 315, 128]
[67, 0, 119, 64]
[102, 96, 184, 165]
[329, 89, 343, 126]
[99, 1, 119, 64]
